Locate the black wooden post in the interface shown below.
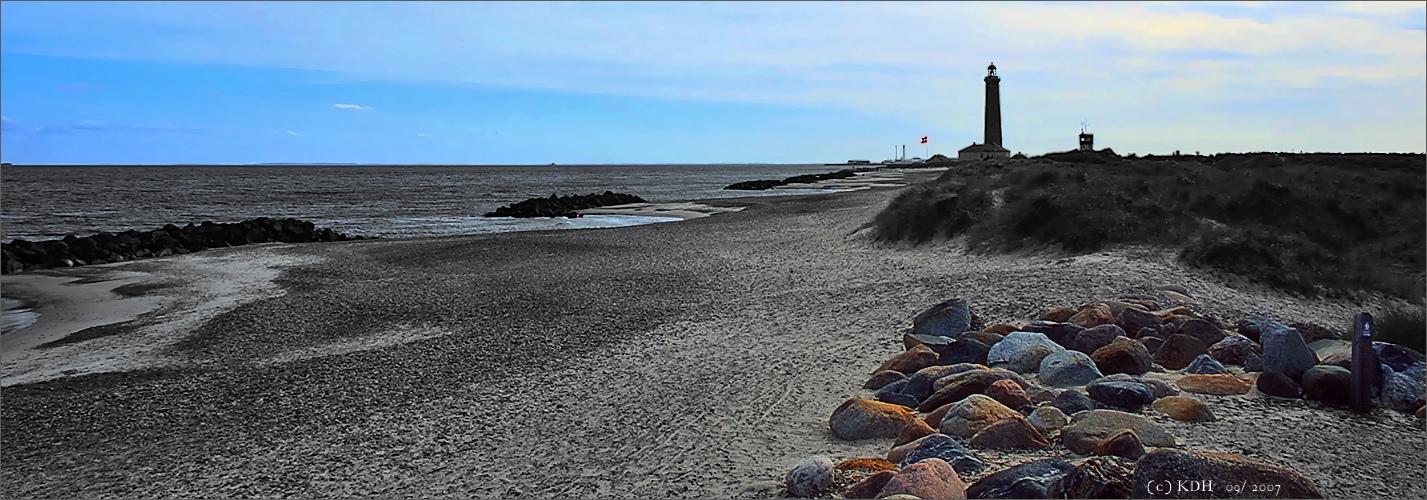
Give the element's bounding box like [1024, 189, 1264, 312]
[1350, 312, 1377, 413]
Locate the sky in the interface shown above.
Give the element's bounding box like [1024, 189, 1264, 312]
[1, 1, 1424, 165]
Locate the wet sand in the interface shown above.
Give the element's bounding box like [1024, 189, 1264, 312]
[2, 167, 1421, 498]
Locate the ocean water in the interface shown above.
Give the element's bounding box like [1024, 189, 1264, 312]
[0, 164, 848, 241]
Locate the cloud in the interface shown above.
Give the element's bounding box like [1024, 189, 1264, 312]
[416, 133, 428, 137]
[332, 103, 369, 110]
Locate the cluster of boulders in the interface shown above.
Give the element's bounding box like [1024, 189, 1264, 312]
[786, 289, 1427, 499]
[2, 218, 366, 274]
[483, 191, 645, 218]
[723, 169, 868, 190]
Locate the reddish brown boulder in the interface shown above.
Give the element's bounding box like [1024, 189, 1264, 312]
[1152, 334, 1208, 370]
[835, 458, 898, 472]
[1040, 307, 1077, 322]
[1177, 319, 1227, 347]
[1177, 374, 1252, 395]
[1091, 337, 1154, 375]
[984, 323, 1020, 335]
[894, 418, 937, 447]
[1152, 396, 1217, 422]
[1069, 303, 1115, 329]
[864, 370, 908, 390]
[1140, 336, 1165, 354]
[925, 403, 953, 429]
[844, 470, 896, 499]
[877, 458, 968, 499]
[830, 398, 917, 441]
[960, 330, 1005, 347]
[1095, 429, 1146, 460]
[1289, 322, 1342, 344]
[1115, 307, 1161, 337]
[887, 434, 935, 464]
[1255, 371, 1302, 398]
[876, 344, 941, 375]
[986, 379, 1032, 409]
[967, 416, 1051, 450]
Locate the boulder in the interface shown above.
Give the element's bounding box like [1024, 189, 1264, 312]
[1038, 307, 1077, 323]
[1129, 450, 1323, 498]
[1152, 334, 1209, 370]
[964, 458, 1074, 499]
[986, 379, 1032, 409]
[1138, 378, 1180, 399]
[876, 344, 941, 375]
[1020, 321, 1085, 348]
[1046, 456, 1134, 500]
[1027, 406, 1069, 435]
[925, 403, 953, 429]
[904, 364, 984, 403]
[1176, 374, 1252, 395]
[1087, 380, 1155, 412]
[878, 458, 968, 500]
[865, 370, 909, 390]
[959, 330, 1005, 347]
[1418, 406, 1425, 418]
[1381, 363, 1426, 413]
[895, 418, 938, 447]
[1373, 342, 1426, 373]
[1072, 324, 1128, 355]
[1259, 320, 1319, 381]
[903, 331, 950, 351]
[1061, 409, 1176, 455]
[938, 394, 1021, 438]
[935, 339, 993, 366]
[984, 323, 1019, 335]
[1068, 303, 1116, 329]
[1115, 307, 1161, 338]
[1000, 344, 1058, 373]
[1236, 316, 1271, 343]
[835, 458, 899, 472]
[898, 434, 986, 476]
[921, 369, 1028, 411]
[830, 398, 917, 441]
[844, 470, 896, 499]
[1135, 323, 1176, 340]
[1319, 351, 1352, 369]
[1307, 339, 1352, 362]
[1255, 371, 1302, 398]
[1091, 337, 1154, 375]
[1039, 349, 1105, 387]
[1152, 396, 1216, 422]
[785, 455, 836, 497]
[1026, 385, 1058, 403]
[1139, 336, 1165, 355]
[987, 332, 1065, 369]
[1208, 335, 1259, 366]
[887, 434, 935, 464]
[1177, 319, 1226, 347]
[1051, 389, 1097, 416]
[967, 415, 1051, 450]
[1184, 354, 1228, 375]
[1300, 365, 1352, 407]
[1289, 322, 1341, 344]
[1095, 429, 1146, 460]
[912, 298, 978, 339]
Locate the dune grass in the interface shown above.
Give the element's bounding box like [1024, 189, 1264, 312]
[1373, 306, 1426, 354]
[870, 153, 1426, 303]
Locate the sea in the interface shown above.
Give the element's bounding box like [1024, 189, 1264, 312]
[0, 164, 851, 242]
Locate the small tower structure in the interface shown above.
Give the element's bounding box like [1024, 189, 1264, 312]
[1078, 120, 1094, 152]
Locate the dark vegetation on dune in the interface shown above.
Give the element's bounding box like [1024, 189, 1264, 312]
[870, 152, 1427, 304]
[724, 168, 873, 190]
[1373, 306, 1427, 353]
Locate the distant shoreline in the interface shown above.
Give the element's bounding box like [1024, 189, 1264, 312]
[0, 162, 835, 168]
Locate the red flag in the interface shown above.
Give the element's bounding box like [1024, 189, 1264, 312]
[920, 136, 928, 144]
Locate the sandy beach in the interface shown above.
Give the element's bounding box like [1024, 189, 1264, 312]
[2, 168, 1422, 498]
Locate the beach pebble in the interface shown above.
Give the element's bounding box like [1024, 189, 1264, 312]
[898, 434, 985, 476]
[965, 457, 1074, 499]
[1047, 456, 1135, 499]
[1090, 337, 1153, 375]
[1151, 334, 1209, 371]
[938, 394, 1020, 438]
[1087, 380, 1155, 412]
[878, 458, 967, 500]
[829, 398, 917, 441]
[784, 455, 835, 497]
[1176, 374, 1252, 395]
[1072, 324, 1127, 355]
[967, 415, 1050, 450]
[1027, 405, 1069, 434]
[1039, 349, 1104, 387]
[1184, 353, 1228, 375]
[1152, 396, 1216, 422]
[1129, 450, 1322, 499]
[1061, 409, 1176, 455]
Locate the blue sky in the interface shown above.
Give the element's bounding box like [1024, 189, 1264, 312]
[1, 1, 1423, 164]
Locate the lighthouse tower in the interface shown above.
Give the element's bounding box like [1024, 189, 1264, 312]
[985, 63, 1002, 147]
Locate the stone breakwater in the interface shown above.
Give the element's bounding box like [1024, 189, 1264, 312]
[786, 290, 1427, 499]
[483, 191, 646, 218]
[723, 168, 871, 190]
[1, 218, 366, 274]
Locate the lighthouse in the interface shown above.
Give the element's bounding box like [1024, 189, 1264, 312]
[958, 63, 1011, 161]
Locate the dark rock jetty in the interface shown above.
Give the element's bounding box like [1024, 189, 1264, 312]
[724, 168, 870, 190]
[483, 191, 646, 218]
[2, 218, 366, 274]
